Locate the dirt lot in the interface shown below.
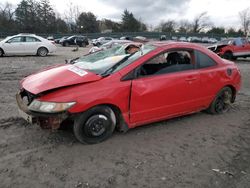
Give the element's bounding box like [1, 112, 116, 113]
[0, 46, 250, 188]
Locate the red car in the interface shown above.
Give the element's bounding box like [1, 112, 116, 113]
[208, 37, 250, 60]
[16, 42, 241, 144]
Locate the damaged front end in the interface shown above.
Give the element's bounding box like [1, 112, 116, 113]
[16, 89, 70, 129]
[208, 44, 227, 56]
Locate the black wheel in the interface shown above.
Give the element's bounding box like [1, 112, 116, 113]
[82, 42, 86, 47]
[207, 87, 233, 114]
[73, 106, 116, 144]
[0, 48, 4, 57]
[223, 51, 233, 60]
[64, 42, 69, 47]
[37, 47, 48, 57]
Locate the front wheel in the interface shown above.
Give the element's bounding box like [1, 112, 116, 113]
[73, 106, 116, 144]
[0, 48, 4, 57]
[207, 87, 233, 114]
[222, 51, 233, 60]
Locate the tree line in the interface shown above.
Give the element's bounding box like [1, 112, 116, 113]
[0, 0, 249, 36]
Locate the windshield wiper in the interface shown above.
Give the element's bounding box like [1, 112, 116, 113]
[101, 53, 134, 77]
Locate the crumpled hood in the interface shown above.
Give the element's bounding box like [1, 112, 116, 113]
[21, 64, 102, 94]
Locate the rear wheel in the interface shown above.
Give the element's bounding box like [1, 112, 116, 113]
[73, 106, 116, 144]
[207, 87, 233, 114]
[37, 47, 48, 57]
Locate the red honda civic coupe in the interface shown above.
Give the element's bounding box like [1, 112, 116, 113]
[16, 42, 241, 144]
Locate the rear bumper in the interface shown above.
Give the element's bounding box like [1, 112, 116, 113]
[49, 46, 57, 53]
[16, 92, 69, 129]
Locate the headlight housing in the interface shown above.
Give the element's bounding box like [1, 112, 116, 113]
[28, 100, 76, 113]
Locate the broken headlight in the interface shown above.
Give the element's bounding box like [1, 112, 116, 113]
[28, 100, 76, 113]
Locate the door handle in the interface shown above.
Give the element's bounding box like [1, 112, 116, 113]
[185, 77, 197, 81]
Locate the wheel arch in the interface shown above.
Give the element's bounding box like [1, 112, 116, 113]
[75, 103, 129, 132]
[224, 50, 233, 55]
[0, 47, 4, 55]
[37, 46, 49, 53]
[223, 84, 237, 103]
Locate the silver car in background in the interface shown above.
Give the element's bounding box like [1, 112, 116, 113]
[92, 37, 114, 46]
[0, 33, 57, 57]
[89, 39, 132, 53]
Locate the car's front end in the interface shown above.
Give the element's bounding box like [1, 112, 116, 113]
[16, 89, 74, 129]
[16, 62, 104, 129]
[16, 43, 156, 143]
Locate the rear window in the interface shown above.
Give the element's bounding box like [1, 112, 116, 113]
[25, 37, 41, 42]
[196, 50, 216, 68]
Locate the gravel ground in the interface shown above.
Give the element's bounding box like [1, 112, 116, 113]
[0, 45, 250, 188]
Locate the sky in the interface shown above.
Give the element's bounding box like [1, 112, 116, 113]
[2, 0, 249, 29]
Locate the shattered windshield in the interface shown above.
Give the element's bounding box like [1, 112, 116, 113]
[74, 44, 156, 75]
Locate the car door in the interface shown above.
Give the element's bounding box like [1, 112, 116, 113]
[2, 36, 26, 55]
[233, 38, 250, 56]
[24, 36, 41, 54]
[129, 49, 202, 125]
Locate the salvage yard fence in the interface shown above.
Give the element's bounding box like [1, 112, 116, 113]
[0, 31, 243, 40]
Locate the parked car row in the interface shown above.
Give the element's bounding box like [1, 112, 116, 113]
[160, 35, 218, 43]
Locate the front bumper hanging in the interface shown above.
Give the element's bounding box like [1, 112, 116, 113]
[16, 91, 68, 129]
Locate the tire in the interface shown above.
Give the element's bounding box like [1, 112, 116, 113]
[73, 106, 116, 144]
[223, 51, 233, 60]
[207, 87, 233, 114]
[37, 47, 48, 57]
[64, 42, 69, 47]
[82, 42, 86, 47]
[0, 48, 4, 57]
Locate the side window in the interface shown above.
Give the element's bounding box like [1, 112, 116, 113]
[138, 50, 195, 77]
[241, 38, 247, 45]
[7, 36, 23, 43]
[196, 50, 216, 69]
[25, 37, 41, 42]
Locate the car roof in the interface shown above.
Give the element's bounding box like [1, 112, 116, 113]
[148, 41, 204, 49]
[16, 33, 36, 37]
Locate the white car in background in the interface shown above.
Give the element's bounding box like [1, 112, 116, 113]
[0, 33, 57, 57]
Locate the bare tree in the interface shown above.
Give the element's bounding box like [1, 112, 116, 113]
[192, 12, 212, 33]
[157, 20, 176, 33]
[239, 8, 250, 36]
[0, 2, 15, 20]
[0, 2, 16, 32]
[178, 19, 192, 33]
[63, 1, 81, 32]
